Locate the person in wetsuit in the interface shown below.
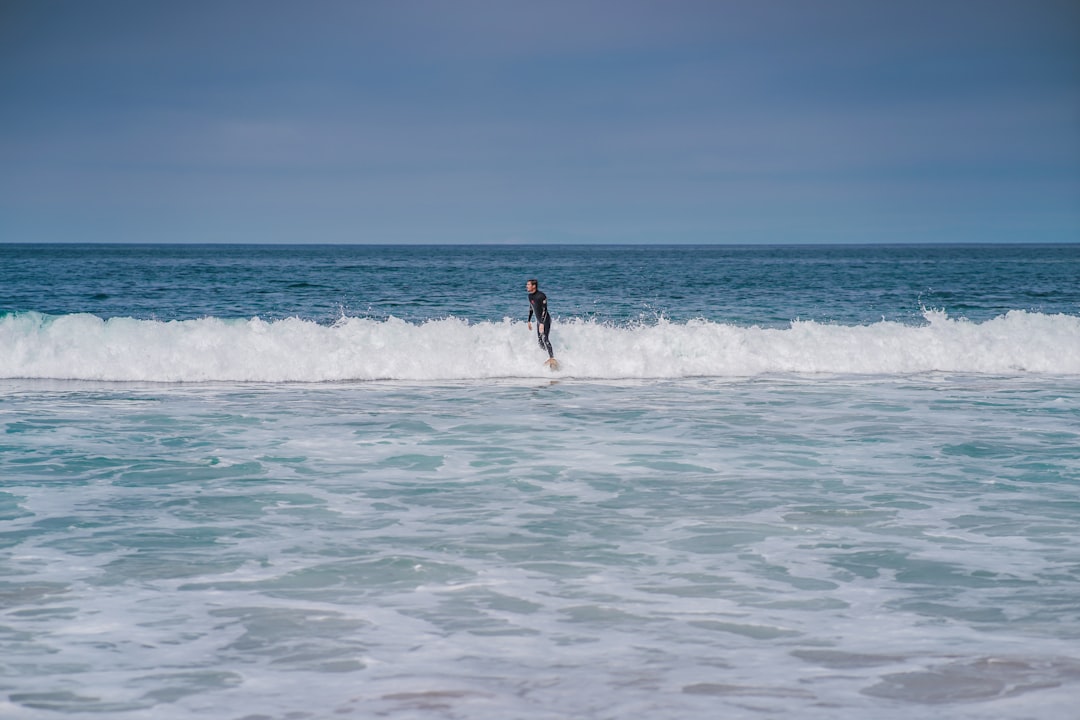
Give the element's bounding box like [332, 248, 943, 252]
[526, 278, 554, 359]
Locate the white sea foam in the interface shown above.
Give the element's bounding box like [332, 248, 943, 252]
[2, 309, 1078, 382]
[4, 374, 1080, 719]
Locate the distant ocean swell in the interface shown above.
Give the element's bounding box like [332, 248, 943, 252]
[2, 309, 1078, 382]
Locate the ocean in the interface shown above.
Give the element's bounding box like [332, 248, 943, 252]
[2, 243, 1079, 719]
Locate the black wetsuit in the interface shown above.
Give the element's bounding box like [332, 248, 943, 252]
[528, 290, 554, 358]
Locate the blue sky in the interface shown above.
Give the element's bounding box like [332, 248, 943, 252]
[1, 0, 1077, 244]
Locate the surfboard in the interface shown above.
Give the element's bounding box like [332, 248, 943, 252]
[545, 358, 560, 371]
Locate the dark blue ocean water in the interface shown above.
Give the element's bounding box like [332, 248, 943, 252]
[2, 243, 1080, 719]
[5, 243, 1079, 326]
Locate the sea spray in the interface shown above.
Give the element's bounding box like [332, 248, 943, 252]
[3, 309, 1078, 382]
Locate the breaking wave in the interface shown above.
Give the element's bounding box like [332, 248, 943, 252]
[2, 310, 1079, 382]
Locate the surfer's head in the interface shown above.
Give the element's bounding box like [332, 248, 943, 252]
[526, 279, 538, 292]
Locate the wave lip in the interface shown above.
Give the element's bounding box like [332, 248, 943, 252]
[2, 310, 1079, 382]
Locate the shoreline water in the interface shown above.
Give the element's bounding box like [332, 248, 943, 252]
[4, 374, 1079, 718]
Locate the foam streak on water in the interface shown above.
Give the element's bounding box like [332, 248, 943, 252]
[2, 376, 1079, 719]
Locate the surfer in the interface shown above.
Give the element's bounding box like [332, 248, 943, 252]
[526, 279, 556, 364]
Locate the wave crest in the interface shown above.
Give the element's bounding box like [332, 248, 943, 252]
[2, 310, 1078, 382]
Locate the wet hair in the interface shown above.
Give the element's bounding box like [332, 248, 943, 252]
[527, 279, 539, 289]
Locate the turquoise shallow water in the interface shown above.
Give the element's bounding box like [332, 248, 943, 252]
[3, 377, 1079, 719]
[2, 244, 1080, 718]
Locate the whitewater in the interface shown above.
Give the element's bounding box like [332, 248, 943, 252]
[2, 243, 1079, 719]
[4, 309, 1079, 382]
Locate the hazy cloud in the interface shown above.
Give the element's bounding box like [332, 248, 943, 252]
[1, 0, 1077, 243]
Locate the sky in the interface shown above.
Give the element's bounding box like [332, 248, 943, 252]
[1, 0, 1078, 245]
